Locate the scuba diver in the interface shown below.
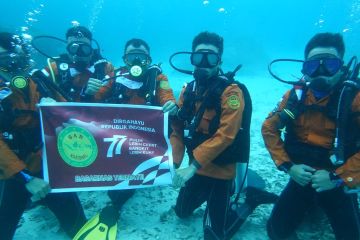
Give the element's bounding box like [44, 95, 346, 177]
[32, 25, 114, 102]
[170, 31, 278, 240]
[263, 32, 360, 240]
[0, 32, 86, 239]
[73, 38, 177, 240]
[102, 38, 177, 109]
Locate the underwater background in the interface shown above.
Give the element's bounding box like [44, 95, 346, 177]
[2, 1, 360, 239]
[1, 0, 360, 92]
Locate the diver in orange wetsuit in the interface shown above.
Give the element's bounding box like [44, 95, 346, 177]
[262, 33, 360, 240]
[99, 38, 177, 214]
[0, 31, 86, 240]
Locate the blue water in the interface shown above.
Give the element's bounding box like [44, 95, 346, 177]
[2, 1, 360, 239]
[1, 0, 360, 84]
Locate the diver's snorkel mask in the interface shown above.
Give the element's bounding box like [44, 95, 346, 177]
[67, 42, 93, 58]
[302, 54, 344, 92]
[66, 39, 94, 69]
[302, 57, 343, 78]
[169, 49, 221, 85]
[123, 52, 152, 78]
[191, 50, 221, 69]
[31, 32, 102, 68]
[268, 56, 350, 90]
[66, 30, 94, 66]
[191, 50, 221, 84]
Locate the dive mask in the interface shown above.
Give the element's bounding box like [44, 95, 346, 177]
[123, 52, 151, 78]
[190, 50, 220, 68]
[66, 42, 93, 57]
[123, 52, 151, 66]
[302, 56, 343, 78]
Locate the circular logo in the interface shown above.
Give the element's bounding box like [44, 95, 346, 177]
[59, 63, 69, 71]
[130, 65, 143, 77]
[159, 80, 170, 90]
[227, 95, 241, 109]
[57, 126, 98, 167]
[11, 76, 28, 89]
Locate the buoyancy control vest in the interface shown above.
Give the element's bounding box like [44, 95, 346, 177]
[48, 53, 108, 101]
[109, 64, 162, 105]
[0, 81, 42, 160]
[280, 82, 360, 167]
[180, 75, 252, 165]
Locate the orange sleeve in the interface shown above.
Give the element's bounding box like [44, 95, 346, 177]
[192, 84, 244, 167]
[156, 74, 176, 106]
[261, 91, 292, 167]
[170, 87, 186, 166]
[0, 137, 26, 179]
[94, 62, 115, 102]
[335, 92, 360, 188]
[0, 82, 33, 179]
[0, 81, 42, 178]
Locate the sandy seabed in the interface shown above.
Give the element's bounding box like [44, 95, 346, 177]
[14, 77, 341, 239]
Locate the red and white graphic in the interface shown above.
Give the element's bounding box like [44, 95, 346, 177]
[39, 102, 174, 193]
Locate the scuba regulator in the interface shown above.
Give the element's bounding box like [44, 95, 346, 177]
[123, 51, 152, 78]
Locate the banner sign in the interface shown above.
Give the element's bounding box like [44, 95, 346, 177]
[39, 102, 174, 193]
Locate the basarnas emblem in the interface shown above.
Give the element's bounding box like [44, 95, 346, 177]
[159, 80, 170, 90]
[227, 95, 240, 109]
[11, 76, 28, 89]
[57, 126, 98, 167]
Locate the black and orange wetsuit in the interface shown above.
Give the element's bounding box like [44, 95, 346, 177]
[99, 66, 176, 212]
[0, 79, 41, 179]
[171, 83, 244, 179]
[170, 76, 245, 239]
[0, 73, 86, 239]
[262, 88, 360, 239]
[41, 55, 114, 102]
[100, 66, 175, 105]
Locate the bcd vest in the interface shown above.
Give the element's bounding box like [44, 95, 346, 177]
[51, 54, 108, 101]
[0, 86, 42, 160]
[282, 84, 360, 168]
[109, 65, 161, 105]
[181, 76, 252, 165]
